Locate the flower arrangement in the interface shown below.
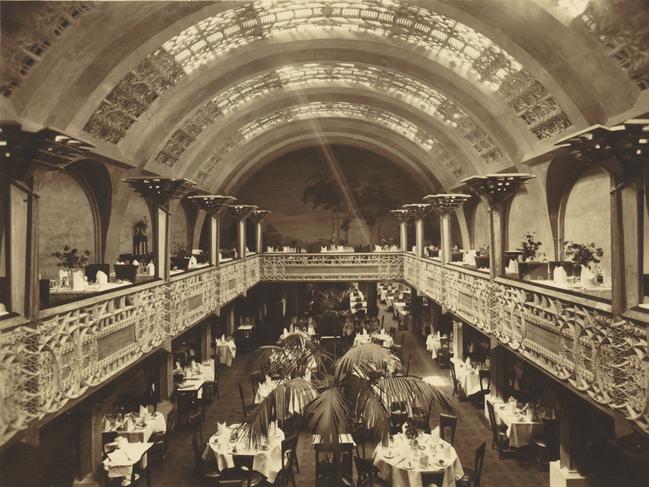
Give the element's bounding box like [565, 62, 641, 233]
[564, 241, 603, 268]
[477, 244, 489, 256]
[172, 243, 191, 259]
[520, 232, 542, 261]
[404, 419, 421, 441]
[51, 245, 90, 269]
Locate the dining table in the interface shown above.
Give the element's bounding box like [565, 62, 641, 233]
[486, 395, 544, 447]
[102, 410, 166, 443]
[450, 358, 486, 397]
[373, 430, 464, 487]
[176, 360, 214, 399]
[354, 331, 394, 348]
[426, 333, 442, 359]
[103, 438, 153, 483]
[205, 422, 285, 483]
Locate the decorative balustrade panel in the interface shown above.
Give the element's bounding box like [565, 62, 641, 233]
[260, 253, 403, 281]
[169, 268, 219, 337]
[403, 258, 649, 436]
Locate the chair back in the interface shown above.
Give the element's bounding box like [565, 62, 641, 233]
[479, 369, 491, 393]
[191, 435, 202, 470]
[238, 383, 247, 410]
[474, 441, 487, 482]
[354, 456, 374, 482]
[486, 400, 501, 446]
[101, 431, 119, 455]
[233, 454, 254, 470]
[217, 467, 252, 486]
[439, 413, 458, 445]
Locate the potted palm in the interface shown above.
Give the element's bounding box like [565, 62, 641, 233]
[239, 339, 455, 478]
[564, 241, 604, 287]
[52, 245, 91, 290]
[170, 243, 191, 271]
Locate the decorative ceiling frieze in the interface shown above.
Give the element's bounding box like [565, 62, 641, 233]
[0, 2, 92, 97]
[153, 63, 504, 168]
[81, 1, 573, 145]
[192, 101, 464, 185]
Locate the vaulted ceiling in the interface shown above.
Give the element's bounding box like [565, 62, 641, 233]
[1, 0, 648, 191]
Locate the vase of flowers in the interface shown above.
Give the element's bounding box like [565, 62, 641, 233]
[404, 420, 420, 448]
[520, 232, 542, 261]
[52, 245, 90, 290]
[564, 241, 603, 287]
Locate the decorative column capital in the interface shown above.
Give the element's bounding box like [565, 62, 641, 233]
[423, 193, 471, 215]
[402, 203, 432, 220]
[186, 194, 237, 216]
[248, 209, 272, 224]
[123, 177, 198, 207]
[1, 123, 97, 181]
[390, 209, 411, 223]
[460, 173, 534, 207]
[555, 118, 648, 184]
[230, 204, 258, 220]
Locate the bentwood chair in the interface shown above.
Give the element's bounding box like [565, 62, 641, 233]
[439, 413, 458, 445]
[282, 434, 300, 473]
[449, 365, 465, 400]
[533, 418, 560, 469]
[354, 456, 379, 486]
[458, 441, 487, 486]
[216, 467, 265, 487]
[238, 383, 253, 419]
[486, 400, 510, 458]
[191, 435, 221, 482]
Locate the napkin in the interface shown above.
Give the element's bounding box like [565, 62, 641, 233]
[553, 265, 568, 285]
[0, 303, 6, 314]
[146, 262, 155, 276]
[282, 328, 289, 337]
[139, 405, 148, 418]
[123, 417, 133, 431]
[506, 259, 519, 275]
[217, 421, 227, 434]
[189, 256, 198, 268]
[465, 356, 471, 365]
[265, 375, 272, 384]
[116, 436, 128, 449]
[96, 270, 108, 285]
[102, 416, 112, 431]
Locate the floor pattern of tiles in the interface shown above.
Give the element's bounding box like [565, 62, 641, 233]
[150, 303, 549, 486]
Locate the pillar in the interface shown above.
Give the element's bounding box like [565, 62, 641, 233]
[440, 212, 452, 264]
[550, 394, 591, 487]
[227, 305, 236, 336]
[210, 215, 219, 266]
[415, 217, 425, 258]
[489, 204, 507, 279]
[488, 342, 508, 399]
[237, 218, 247, 260]
[400, 222, 408, 251]
[200, 320, 212, 363]
[154, 206, 171, 280]
[159, 340, 173, 401]
[452, 319, 464, 361]
[255, 222, 263, 254]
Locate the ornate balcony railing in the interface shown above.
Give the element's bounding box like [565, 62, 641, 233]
[1, 252, 647, 445]
[260, 252, 403, 281]
[402, 254, 649, 436]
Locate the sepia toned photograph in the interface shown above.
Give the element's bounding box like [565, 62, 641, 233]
[0, 1, 648, 486]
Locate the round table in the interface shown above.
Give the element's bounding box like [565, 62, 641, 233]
[373, 432, 464, 487]
[206, 424, 285, 482]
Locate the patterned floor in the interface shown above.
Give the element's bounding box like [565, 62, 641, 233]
[151, 303, 549, 486]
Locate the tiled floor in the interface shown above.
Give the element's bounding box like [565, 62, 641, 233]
[151, 303, 549, 486]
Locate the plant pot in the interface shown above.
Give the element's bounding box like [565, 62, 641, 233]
[428, 249, 439, 258]
[474, 255, 490, 269]
[451, 251, 464, 262]
[518, 262, 549, 281]
[170, 256, 190, 271]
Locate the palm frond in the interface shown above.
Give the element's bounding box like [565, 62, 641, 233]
[240, 377, 317, 445]
[376, 375, 455, 417]
[334, 343, 400, 382]
[304, 386, 350, 447]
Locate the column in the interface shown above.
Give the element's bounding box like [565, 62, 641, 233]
[550, 393, 591, 487]
[229, 205, 257, 260]
[200, 320, 212, 363]
[390, 209, 410, 251]
[210, 215, 219, 266]
[452, 319, 464, 361]
[185, 195, 236, 267]
[424, 194, 471, 265]
[402, 204, 431, 257]
[440, 212, 452, 264]
[248, 210, 271, 254]
[158, 340, 173, 401]
[462, 175, 534, 279]
[154, 206, 171, 281]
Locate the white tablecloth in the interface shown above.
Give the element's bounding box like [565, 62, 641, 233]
[216, 339, 237, 366]
[177, 361, 214, 399]
[373, 432, 463, 487]
[354, 333, 393, 348]
[104, 412, 166, 443]
[450, 358, 484, 397]
[206, 424, 285, 482]
[487, 396, 543, 447]
[104, 441, 153, 480]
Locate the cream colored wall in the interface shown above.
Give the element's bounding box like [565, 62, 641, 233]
[36, 171, 95, 280]
[508, 191, 549, 258]
[473, 198, 490, 250]
[563, 169, 611, 276]
[170, 204, 188, 253]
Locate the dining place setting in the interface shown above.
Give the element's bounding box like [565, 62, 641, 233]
[373, 426, 464, 487]
[203, 421, 285, 483]
[215, 334, 237, 366]
[450, 356, 489, 397]
[102, 406, 166, 443]
[486, 395, 546, 448]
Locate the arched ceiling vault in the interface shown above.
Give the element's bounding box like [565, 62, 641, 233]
[169, 89, 485, 182]
[207, 119, 448, 191]
[2, 0, 647, 189]
[221, 129, 442, 194]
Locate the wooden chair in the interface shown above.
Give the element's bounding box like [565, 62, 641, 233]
[439, 413, 458, 445]
[101, 431, 119, 456]
[315, 445, 354, 487]
[189, 410, 204, 444]
[282, 433, 300, 473]
[191, 435, 221, 481]
[485, 400, 510, 458]
[471, 369, 491, 407]
[351, 423, 367, 458]
[216, 467, 265, 487]
[249, 371, 263, 398]
[233, 454, 255, 470]
[354, 456, 379, 486]
[395, 350, 410, 377]
[391, 332, 405, 357]
[449, 364, 465, 399]
[458, 441, 486, 487]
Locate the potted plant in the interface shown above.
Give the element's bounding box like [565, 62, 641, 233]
[450, 243, 463, 262]
[170, 243, 191, 271]
[474, 244, 490, 269]
[516, 232, 549, 280]
[52, 245, 90, 290]
[564, 241, 603, 287]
